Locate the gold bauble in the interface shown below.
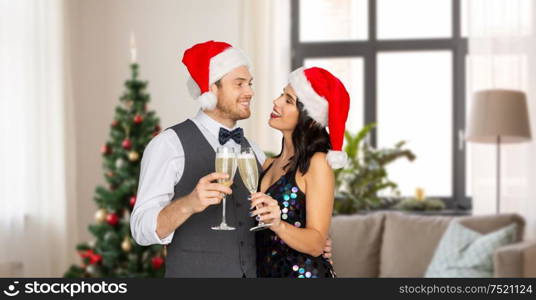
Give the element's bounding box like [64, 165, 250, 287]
[162, 245, 167, 257]
[128, 151, 140, 162]
[95, 208, 107, 223]
[121, 237, 132, 252]
[124, 100, 133, 109]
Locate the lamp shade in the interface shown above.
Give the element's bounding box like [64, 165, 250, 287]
[466, 89, 532, 144]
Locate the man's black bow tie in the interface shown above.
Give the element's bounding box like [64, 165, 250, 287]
[218, 127, 244, 145]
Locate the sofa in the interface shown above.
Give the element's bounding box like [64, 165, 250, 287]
[329, 211, 536, 277]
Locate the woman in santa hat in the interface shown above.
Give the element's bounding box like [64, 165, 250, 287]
[250, 66, 350, 278]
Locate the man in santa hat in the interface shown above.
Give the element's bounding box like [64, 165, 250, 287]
[130, 41, 331, 277]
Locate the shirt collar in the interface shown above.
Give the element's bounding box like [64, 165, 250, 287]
[193, 109, 240, 137]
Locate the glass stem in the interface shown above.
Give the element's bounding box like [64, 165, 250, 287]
[251, 192, 265, 225]
[222, 195, 227, 225]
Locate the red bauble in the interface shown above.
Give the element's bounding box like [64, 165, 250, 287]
[134, 114, 143, 124]
[152, 125, 161, 138]
[129, 195, 137, 207]
[122, 139, 132, 150]
[79, 249, 102, 265]
[111, 120, 118, 127]
[106, 213, 119, 226]
[151, 256, 164, 270]
[100, 145, 110, 155]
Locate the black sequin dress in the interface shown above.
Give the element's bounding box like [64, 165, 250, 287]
[255, 164, 336, 278]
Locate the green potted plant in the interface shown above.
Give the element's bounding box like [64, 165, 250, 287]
[395, 187, 446, 211]
[334, 123, 416, 214]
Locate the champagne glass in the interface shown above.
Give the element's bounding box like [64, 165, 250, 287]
[212, 146, 237, 230]
[238, 147, 271, 231]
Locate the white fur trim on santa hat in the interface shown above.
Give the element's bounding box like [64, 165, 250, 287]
[198, 91, 217, 110]
[327, 150, 348, 169]
[209, 47, 250, 84]
[289, 67, 328, 127]
[187, 76, 201, 98]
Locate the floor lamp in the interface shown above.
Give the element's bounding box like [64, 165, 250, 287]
[466, 89, 532, 214]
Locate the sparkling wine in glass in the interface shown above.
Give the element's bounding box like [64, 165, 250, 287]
[238, 148, 271, 231]
[212, 146, 237, 231]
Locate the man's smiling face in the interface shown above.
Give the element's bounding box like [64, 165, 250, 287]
[211, 65, 254, 121]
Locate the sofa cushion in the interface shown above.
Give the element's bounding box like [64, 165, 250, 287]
[330, 212, 385, 277]
[379, 212, 453, 277]
[457, 214, 524, 242]
[424, 221, 517, 277]
[379, 212, 525, 277]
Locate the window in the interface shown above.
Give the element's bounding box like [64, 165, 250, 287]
[291, 0, 470, 209]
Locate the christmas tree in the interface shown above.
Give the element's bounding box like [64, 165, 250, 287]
[64, 62, 165, 277]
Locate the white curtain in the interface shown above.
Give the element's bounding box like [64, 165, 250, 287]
[467, 0, 536, 239]
[239, 0, 291, 154]
[0, 0, 77, 276]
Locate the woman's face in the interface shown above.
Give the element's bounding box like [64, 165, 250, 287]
[269, 84, 300, 132]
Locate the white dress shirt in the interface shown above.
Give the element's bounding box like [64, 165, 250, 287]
[130, 110, 266, 246]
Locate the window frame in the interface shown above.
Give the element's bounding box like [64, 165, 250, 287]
[291, 0, 470, 210]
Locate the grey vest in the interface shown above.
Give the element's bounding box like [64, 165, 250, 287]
[164, 120, 261, 278]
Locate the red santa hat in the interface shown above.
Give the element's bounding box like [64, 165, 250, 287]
[181, 40, 250, 110]
[289, 67, 350, 169]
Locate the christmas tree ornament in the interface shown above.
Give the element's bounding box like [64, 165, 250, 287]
[111, 120, 119, 127]
[104, 230, 117, 241]
[106, 171, 114, 178]
[129, 195, 136, 207]
[153, 125, 161, 137]
[115, 158, 125, 169]
[134, 114, 143, 124]
[142, 251, 150, 262]
[128, 253, 138, 262]
[106, 212, 119, 226]
[121, 237, 132, 252]
[88, 240, 96, 248]
[128, 179, 137, 188]
[122, 209, 131, 222]
[86, 265, 97, 275]
[100, 145, 111, 155]
[122, 139, 132, 150]
[79, 249, 102, 265]
[116, 268, 127, 276]
[128, 151, 139, 161]
[95, 208, 107, 223]
[124, 100, 134, 109]
[151, 256, 164, 270]
[129, 195, 137, 207]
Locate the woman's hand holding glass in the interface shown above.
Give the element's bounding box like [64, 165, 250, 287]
[249, 192, 281, 230]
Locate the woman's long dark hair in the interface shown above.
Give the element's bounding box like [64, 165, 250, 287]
[276, 101, 331, 174]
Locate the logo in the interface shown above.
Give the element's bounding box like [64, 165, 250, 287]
[3, 281, 20, 297]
